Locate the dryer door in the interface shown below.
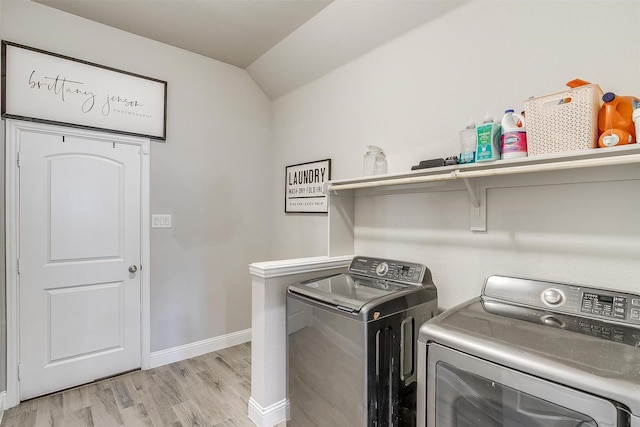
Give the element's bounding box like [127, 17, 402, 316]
[425, 344, 621, 427]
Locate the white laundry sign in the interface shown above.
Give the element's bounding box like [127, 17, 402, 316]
[285, 159, 331, 213]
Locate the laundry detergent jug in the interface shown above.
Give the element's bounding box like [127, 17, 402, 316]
[598, 92, 640, 147]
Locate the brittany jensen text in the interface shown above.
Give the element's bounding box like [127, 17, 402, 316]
[28, 70, 146, 117]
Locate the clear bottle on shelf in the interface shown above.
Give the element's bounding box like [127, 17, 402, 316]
[363, 146, 388, 176]
[459, 120, 476, 164]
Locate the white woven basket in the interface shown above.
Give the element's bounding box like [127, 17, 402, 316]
[524, 84, 603, 156]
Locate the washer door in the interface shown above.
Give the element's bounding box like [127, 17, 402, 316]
[426, 344, 620, 427]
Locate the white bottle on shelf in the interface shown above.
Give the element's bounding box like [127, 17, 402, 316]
[500, 109, 528, 159]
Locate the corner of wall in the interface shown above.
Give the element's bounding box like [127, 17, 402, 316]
[0, 390, 6, 421]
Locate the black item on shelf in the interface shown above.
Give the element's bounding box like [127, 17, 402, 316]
[411, 158, 445, 170]
[445, 156, 459, 166]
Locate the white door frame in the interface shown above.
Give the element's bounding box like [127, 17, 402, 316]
[4, 119, 151, 408]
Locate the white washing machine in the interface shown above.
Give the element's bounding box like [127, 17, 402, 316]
[417, 275, 640, 427]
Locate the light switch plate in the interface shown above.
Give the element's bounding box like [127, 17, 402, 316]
[152, 214, 172, 228]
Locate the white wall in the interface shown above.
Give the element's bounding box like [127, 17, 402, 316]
[0, 0, 5, 394]
[0, 1, 273, 353]
[271, 1, 640, 307]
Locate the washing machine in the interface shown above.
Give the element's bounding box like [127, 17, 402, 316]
[417, 275, 640, 427]
[287, 256, 439, 426]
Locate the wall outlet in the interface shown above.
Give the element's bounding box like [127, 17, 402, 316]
[152, 214, 172, 228]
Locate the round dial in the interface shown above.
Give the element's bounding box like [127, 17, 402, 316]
[542, 288, 564, 305]
[375, 262, 389, 276]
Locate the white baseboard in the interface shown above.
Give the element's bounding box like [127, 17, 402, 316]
[149, 328, 251, 369]
[0, 391, 6, 424]
[248, 397, 288, 427]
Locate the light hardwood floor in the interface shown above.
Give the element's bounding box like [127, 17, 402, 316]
[1, 342, 285, 427]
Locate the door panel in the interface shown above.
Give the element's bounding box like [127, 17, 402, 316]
[49, 281, 124, 361]
[49, 154, 123, 261]
[19, 131, 141, 400]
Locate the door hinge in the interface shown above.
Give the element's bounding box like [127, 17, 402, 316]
[18, 362, 21, 381]
[17, 151, 21, 167]
[17, 258, 20, 275]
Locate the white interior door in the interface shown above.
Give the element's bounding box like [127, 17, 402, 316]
[18, 130, 142, 400]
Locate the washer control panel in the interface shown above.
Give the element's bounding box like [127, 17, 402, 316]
[482, 275, 640, 326]
[349, 256, 428, 285]
[581, 292, 630, 320]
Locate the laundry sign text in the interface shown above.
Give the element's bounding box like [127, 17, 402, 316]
[285, 159, 331, 213]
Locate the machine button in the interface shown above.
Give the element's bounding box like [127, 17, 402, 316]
[631, 309, 640, 320]
[543, 288, 564, 305]
[376, 262, 389, 276]
[632, 298, 640, 307]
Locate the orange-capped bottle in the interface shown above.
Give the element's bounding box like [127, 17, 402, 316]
[598, 92, 640, 147]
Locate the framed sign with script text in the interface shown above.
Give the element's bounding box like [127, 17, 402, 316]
[285, 159, 331, 213]
[1, 41, 167, 140]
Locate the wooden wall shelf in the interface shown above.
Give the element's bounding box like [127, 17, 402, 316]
[324, 145, 640, 254]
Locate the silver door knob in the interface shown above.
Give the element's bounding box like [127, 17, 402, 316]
[128, 265, 138, 273]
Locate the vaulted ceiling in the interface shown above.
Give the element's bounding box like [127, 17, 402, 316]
[32, 0, 467, 99]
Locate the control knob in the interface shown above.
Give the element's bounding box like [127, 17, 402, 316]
[543, 288, 564, 306]
[375, 262, 389, 276]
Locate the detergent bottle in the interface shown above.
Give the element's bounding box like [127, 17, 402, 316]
[476, 115, 501, 162]
[500, 109, 527, 159]
[598, 92, 640, 147]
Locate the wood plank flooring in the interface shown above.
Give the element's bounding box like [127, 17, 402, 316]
[1, 342, 285, 427]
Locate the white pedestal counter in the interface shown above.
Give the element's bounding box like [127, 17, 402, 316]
[248, 255, 353, 427]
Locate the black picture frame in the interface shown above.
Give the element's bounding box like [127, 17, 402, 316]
[1, 40, 167, 140]
[285, 159, 332, 213]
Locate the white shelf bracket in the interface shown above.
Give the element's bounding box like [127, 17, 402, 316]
[464, 177, 487, 232]
[462, 177, 480, 208]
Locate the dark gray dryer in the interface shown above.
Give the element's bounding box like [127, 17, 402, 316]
[287, 256, 438, 426]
